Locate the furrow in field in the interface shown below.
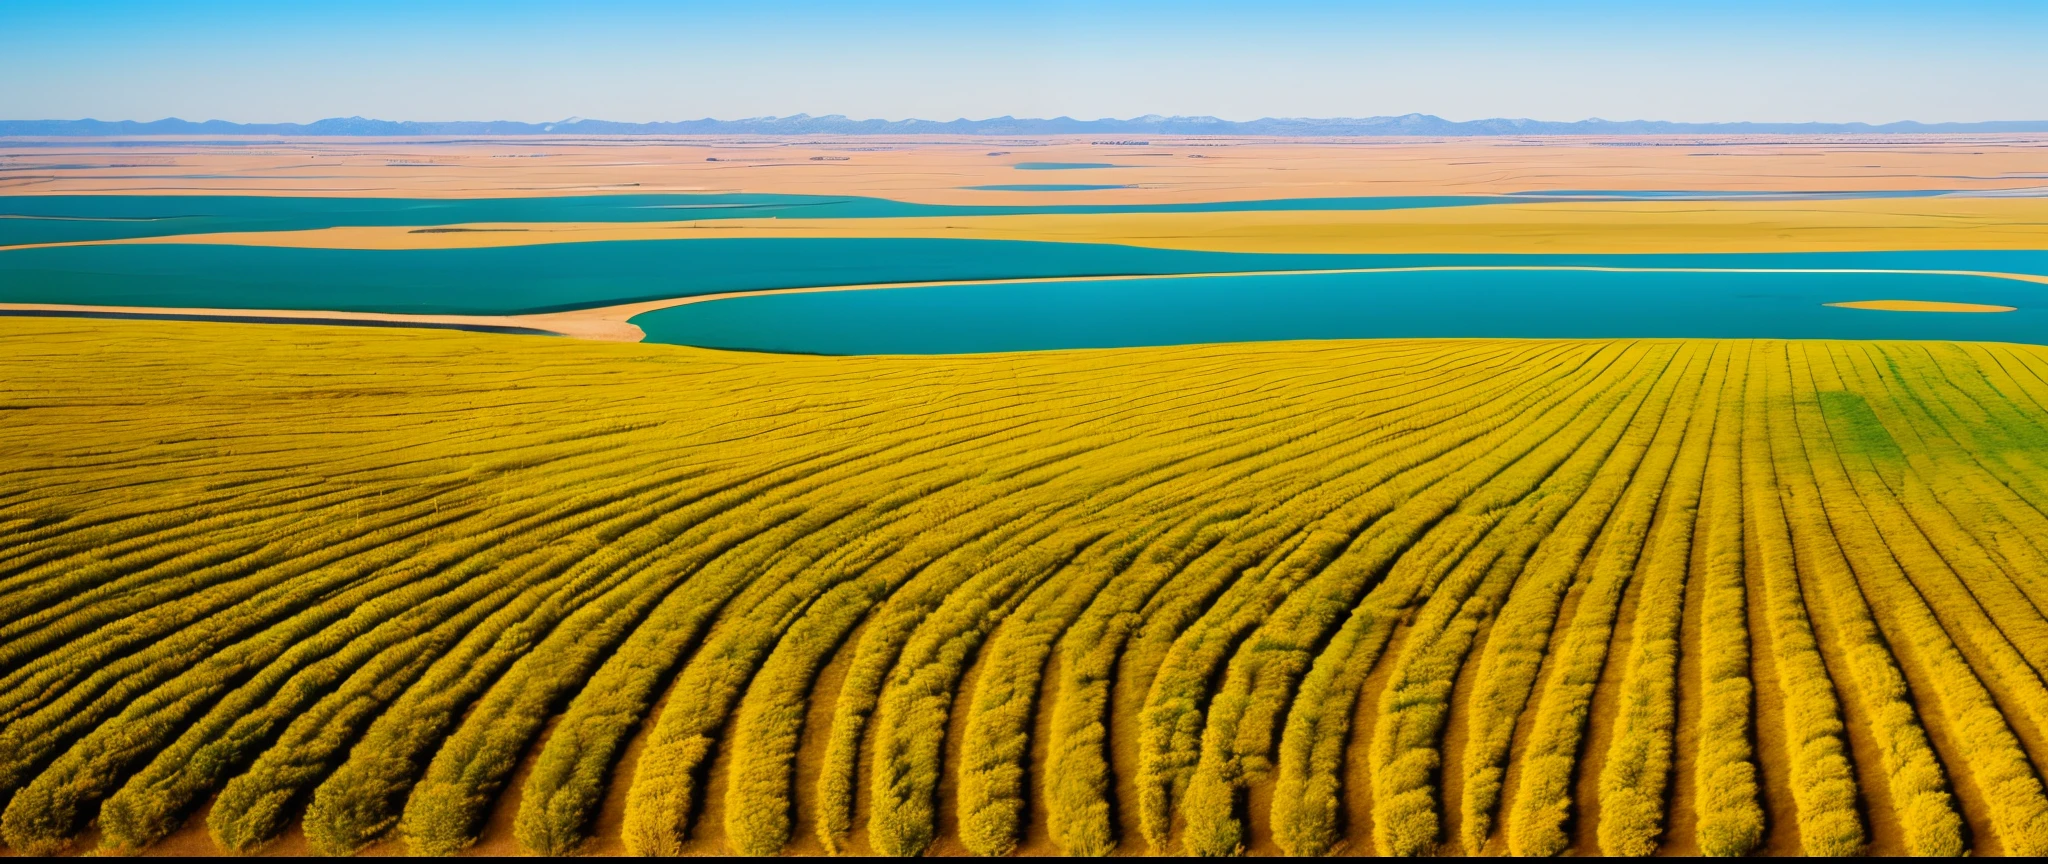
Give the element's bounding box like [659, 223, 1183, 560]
[1735, 354, 1847, 853]
[10, 319, 2048, 856]
[1045, 344, 1601, 853]
[611, 422, 1154, 857]
[1189, 346, 1649, 854]
[0, 495, 476, 817]
[2, 499, 555, 854]
[1453, 341, 1694, 852]
[1794, 345, 2048, 855]
[308, 418, 1040, 855]
[1673, 344, 1759, 856]
[967, 342, 1589, 857]
[239, 453, 865, 854]
[1140, 342, 1636, 852]
[1504, 341, 1713, 857]
[723, 345, 1539, 857]
[1358, 339, 1672, 857]
[92, 460, 739, 853]
[1764, 344, 1964, 855]
[1593, 343, 1732, 855]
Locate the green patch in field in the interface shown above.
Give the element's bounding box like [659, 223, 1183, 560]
[1819, 391, 1906, 472]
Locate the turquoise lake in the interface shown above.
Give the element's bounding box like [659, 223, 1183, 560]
[0, 193, 1544, 247]
[5, 238, 2046, 317]
[630, 269, 2048, 354]
[1, 189, 2001, 247]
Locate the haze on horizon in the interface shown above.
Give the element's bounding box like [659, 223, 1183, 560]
[4, 0, 2046, 126]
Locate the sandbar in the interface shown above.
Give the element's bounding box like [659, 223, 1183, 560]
[1824, 299, 2018, 313]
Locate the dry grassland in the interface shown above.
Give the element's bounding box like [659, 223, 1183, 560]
[7, 135, 2047, 202]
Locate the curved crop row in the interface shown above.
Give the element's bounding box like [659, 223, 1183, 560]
[1361, 341, 1673, 857]
[1763, 345, 1965, 856]
[1453, 343, 1694, 852]
[1506, 341, 1718, 857]
[8, 321, 2048, 858]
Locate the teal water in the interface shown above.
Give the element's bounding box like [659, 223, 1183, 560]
[0, 239, 1356, 315]
[5, 239, 2048, 316]
[1012, 162, 1119, 170]
[0, 193, 1533, 247]
[0, 186, 1999, 250]
[49, 189, 1993, 248]
[963, 184, 1131, 192]
[631, 269, 2048, 354]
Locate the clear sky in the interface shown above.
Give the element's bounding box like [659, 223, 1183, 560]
[4, 1, 2044, 124]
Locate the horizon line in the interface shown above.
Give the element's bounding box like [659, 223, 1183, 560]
[8, 112, 2048, 136]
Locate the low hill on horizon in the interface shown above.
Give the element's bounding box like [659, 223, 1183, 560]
[7, 112, 2048, 137]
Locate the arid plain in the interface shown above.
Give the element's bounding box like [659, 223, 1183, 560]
[4, 135, 2048, 857]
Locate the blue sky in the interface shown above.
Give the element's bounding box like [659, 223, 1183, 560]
[3, 1, 2044, 123]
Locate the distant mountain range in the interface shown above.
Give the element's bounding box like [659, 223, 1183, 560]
[7, 113, 2048, 137]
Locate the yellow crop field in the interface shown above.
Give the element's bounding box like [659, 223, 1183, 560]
[8, 316, 2048, 857]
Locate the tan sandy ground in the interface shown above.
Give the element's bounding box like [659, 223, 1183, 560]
[0, 302, 650, 342]
[1824, 299, 2018, 312]
[4, 135, 2047, 204]
[4, 266, 2038, 342]
[15, 197, 2047, 255]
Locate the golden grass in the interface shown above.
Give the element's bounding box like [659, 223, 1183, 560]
[11, 136, 2047, 202]
[6, 318, 2048, 857]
